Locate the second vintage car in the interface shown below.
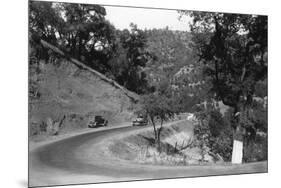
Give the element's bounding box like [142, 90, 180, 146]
[132, 115, 148, 126]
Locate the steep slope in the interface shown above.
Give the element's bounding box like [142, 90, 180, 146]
[107, 120, 218, 165]
[29, 40, 138, 139]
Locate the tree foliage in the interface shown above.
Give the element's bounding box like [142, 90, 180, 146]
[29, 1, 116, 73]
[144, 29, 195, 83]
[179, 11, 268, 162]
[29, 1, 153, 94]
[109, 24, 154, 94]
[193, 102, 240, 161]
[138, 84, 176, 152]
[181, 11, 268, 134]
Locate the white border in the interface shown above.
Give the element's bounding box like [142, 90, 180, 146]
[1, 0, 280, 188]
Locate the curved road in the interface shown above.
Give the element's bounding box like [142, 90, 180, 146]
[29, 124, 267, 187]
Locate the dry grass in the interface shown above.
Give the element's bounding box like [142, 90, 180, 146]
[29, 59, 136, 139]
[108, 121, 217, 166]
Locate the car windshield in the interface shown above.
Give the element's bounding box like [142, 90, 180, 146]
[95, 116, 103, 120]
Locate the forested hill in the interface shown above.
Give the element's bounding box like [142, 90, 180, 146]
[145, 29, 195, 85]
[29, 1, 197, 138]
[29, 38, 138, 139]
[38, 39, 139, 101]
[29, 1, 197, 95]
[29, 1, 268, 161]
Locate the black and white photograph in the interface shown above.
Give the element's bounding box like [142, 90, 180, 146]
[27, 0, 268, 187]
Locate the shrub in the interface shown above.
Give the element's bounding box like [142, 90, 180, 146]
[194, 107, 233, 161]
[243, 135, 268, 162]
[209, 133, 233, 161]
[194, 104, 267, 162]
[208, 110, 225, 137]
[243, 101, 268, 162]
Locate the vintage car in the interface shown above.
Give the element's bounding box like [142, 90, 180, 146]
[88, 115, 108, 128]
[132, 115, 148, 126]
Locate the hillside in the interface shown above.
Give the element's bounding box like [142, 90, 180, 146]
[144, 29, 195, 85]
[29, 40, 138, 139]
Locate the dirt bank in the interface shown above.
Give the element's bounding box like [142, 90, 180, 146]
[29, 56, 138, 141]
[106, 120, 220, 166]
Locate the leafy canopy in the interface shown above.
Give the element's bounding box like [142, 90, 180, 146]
[180, 11, 267, 111]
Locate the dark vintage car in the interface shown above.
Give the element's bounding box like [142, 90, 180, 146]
[132, 115, 148, 126]
[88, 115, 108, 128]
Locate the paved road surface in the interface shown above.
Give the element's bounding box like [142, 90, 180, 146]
[29, 123, 267, 187]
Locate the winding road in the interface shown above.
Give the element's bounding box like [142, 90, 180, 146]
[29, 123, 267, 187]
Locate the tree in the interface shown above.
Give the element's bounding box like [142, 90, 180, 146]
[194, 104, 233, 161]
[59, 3, 116, 71]
[29, 2, 155, 95]
[180, 11, 268, 163]
[139, 90, 175, 152]
[29, 1, 116, 73]
[29, 1, 64, 44]
[109, 24, 154, 94]
[144, 29, 195, 84]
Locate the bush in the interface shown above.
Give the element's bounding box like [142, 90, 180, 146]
[194, 108, 233, 161]
[209, 133, 233, 161]
[242, 101, 268, 162]
[194, 104, 267, 162]
[208, 110, 225, 137]
[243, 135, 268, 162]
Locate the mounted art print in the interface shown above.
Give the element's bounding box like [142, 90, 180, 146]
[28, 0, 268, 187]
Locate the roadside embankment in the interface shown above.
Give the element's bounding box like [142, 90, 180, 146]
[106, 120, 222, 166]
